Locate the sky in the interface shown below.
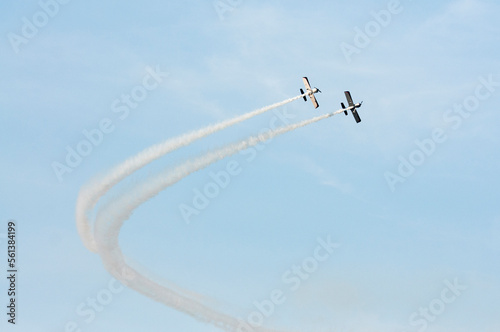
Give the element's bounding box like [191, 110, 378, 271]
[0, 0, 499, 331]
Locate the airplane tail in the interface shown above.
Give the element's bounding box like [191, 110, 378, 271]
[341, 102, 348, 116]
[300, 89, 307, 101]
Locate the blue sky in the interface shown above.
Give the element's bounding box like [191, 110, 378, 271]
[1, 0, 499, 331]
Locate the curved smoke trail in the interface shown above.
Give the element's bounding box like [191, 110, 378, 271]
[91, 111, 343, 332]
[76, 94, 306, 252]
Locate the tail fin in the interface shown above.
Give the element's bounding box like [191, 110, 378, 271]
[300, 89, 307, 101]
[341, 103, 348, 115]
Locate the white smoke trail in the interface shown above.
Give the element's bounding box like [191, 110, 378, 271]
[76, 94, 307, 252]
[92, 111, 342, 332]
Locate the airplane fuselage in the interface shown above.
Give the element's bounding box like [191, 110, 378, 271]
[344, 103, 362, 110]
[304, 87, 319, 96]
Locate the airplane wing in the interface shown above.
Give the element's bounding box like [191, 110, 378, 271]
[344, 91, 355, 107]
[303, 77, 312, 91]
[310, 94, 319, 109]
[351, 109, 362, 123]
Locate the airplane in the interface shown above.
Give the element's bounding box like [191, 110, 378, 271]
[300, 77, 321, 109]
[341, 91, 363, 123]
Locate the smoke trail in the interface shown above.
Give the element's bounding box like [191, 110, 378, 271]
[92, 111, 341, 332]
[77, 94, 307, 252]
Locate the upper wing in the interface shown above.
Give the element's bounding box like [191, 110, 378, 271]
[344, 91, 355, 107]
[310, 94, 319, 109]
[302, 77, 312, 91]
